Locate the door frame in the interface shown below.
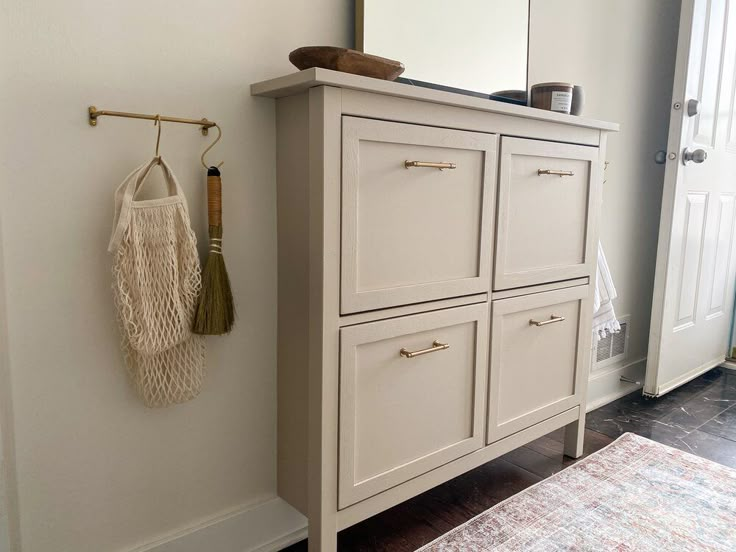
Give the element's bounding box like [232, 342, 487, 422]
[0, 215, 20, 551]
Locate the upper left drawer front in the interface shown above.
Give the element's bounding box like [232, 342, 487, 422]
[341, 117, 497, 314]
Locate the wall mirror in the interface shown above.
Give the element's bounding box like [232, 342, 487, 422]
[356, 0, 529, 98]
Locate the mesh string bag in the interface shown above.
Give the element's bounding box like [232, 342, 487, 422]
[109, 157, 205, 407]
[120, 336, 205, 407]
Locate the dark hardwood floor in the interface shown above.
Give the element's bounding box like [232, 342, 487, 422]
[284, 367, 736, 551]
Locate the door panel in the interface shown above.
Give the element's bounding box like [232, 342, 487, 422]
[693, 0, 726, 147]
[646, 0, 736, 396]
[675, 193, 708, 329]
[708, 194, 736, 315]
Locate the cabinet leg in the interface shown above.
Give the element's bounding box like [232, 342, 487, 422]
[563, 414, 586, 459]
[307, 519, 337, 552]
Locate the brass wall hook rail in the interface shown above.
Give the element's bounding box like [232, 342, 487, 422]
[88, 106, 216, 135]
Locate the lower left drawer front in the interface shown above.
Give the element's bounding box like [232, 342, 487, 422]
[339, 303, 489, 509]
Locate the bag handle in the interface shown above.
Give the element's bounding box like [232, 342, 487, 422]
[108, 157, 188, 252]
[131, 157, 185, 202]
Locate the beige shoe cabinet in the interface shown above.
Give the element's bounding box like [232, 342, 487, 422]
[251, 68, 618, 551]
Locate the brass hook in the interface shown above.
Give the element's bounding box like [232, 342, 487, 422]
[201, 123, 224, 169]
[154, 114, 163, 161]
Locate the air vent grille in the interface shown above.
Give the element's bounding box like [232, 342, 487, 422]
[611, 323, 627, 357]
[596, 334, 612, 362]
[593, 317, 629, 370]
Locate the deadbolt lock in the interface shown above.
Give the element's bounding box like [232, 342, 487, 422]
[687, 99, 700, 117]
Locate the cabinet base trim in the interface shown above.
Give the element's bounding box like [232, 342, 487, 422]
[336, 406, 580, 530]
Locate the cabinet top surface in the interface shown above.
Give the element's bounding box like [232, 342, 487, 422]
[251, 68, 619, 132]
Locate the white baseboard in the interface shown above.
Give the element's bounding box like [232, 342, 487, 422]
[128, 497, 307, 552]
[586, 357, 646, 412]
[720, 359, 736, 372]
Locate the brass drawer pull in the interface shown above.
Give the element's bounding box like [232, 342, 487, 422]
[538, 169, 574, 177]
[529, 315, 566, 327]
[405, 160, 457, 170]
[400, 340, 450, 358]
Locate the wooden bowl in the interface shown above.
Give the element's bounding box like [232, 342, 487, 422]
[289, 46, 405, 81]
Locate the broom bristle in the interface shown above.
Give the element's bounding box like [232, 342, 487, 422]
[193, 226, 235, 335]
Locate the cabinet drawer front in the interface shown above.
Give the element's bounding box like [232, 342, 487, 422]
[339, 304, 489, 508]
[342, 117, 496, 314]
[487, 285, 592, 443]
[494, 137, 602, 290]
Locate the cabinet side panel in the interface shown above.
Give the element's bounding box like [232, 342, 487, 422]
[276, 92, 311, 514]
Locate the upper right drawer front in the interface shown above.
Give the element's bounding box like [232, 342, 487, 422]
[494, 137, 601, 290]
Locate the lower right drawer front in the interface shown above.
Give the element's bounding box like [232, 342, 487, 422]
[487, 285, 591, 444]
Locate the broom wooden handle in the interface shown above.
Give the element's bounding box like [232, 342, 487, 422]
[207, 174, 222, 227]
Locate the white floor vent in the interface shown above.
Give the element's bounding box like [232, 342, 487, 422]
[593, 315, 630, 370]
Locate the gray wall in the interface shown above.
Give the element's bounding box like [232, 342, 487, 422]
[530, 0, 681, 406]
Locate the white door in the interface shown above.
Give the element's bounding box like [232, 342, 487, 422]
[646, 0, 736, 396]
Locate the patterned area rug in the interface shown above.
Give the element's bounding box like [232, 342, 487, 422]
[418, 433, 736, 551]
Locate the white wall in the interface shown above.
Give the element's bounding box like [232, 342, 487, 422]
[0, 1, 350, 551]
[529, 0, 682, 406]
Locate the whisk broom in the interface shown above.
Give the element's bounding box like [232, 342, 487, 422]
[193, 165, 235, 334]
